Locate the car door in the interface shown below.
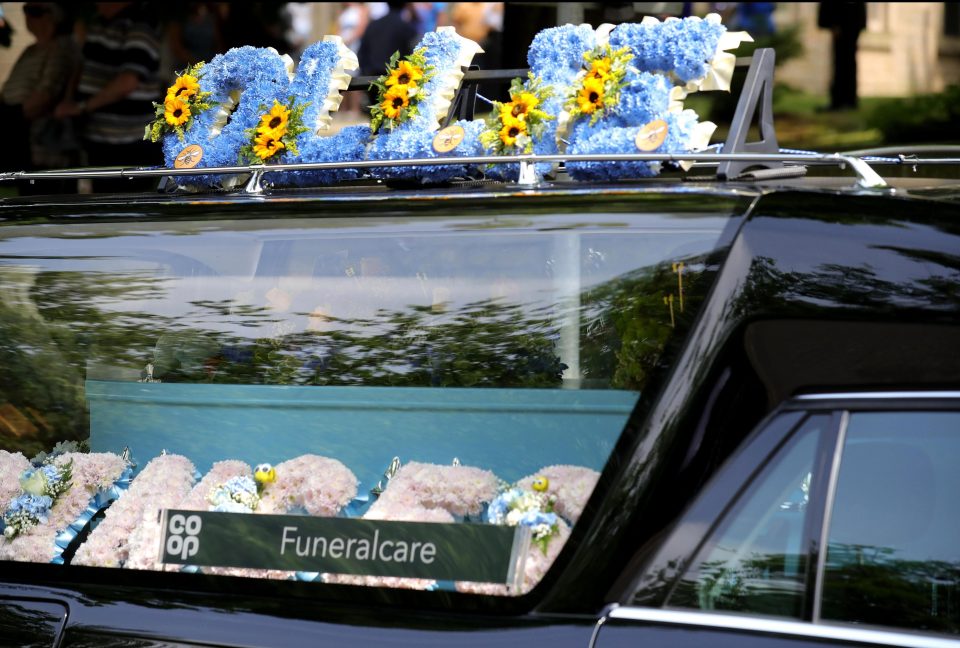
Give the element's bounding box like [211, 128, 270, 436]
[595, 394, 960, 648]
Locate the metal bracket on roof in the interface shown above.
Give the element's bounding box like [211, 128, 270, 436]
[244, 167, 265, 194]
[717, 48, 782, 181]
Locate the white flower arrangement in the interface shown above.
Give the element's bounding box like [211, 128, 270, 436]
[0, 452, 127, 564]
[73, 454, 196, 568]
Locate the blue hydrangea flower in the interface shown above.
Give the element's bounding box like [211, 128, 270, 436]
[517, 510, 558, 528]
[368, 119, 484, 183]
[567, 109, 704, 181]
[609, 17, 726, 84]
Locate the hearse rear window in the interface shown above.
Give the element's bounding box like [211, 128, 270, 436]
[0, 206, 727, 595]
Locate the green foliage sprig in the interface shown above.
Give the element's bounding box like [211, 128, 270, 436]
[145, 62, 214, 143]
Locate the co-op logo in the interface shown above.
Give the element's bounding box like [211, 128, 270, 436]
[166, 514, 202, 560]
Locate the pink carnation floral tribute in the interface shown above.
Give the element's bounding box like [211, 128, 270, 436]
[327, 461, 498, 590]
[73, 453, 197, 568]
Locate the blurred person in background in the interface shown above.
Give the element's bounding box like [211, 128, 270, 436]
[283, 2, 313, 62]
[0, 2, 79, 176]
[338, 2, 369, 115]
[412, 2, 448, 38]
[450, 3, 502, 97]
[167, 2, 223, 71]
[818, 1, 866, 111]
[55, 2, 162, 192]
[358, 1, 417, 96]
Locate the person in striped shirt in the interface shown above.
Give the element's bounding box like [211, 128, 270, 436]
[56, 3, 162, 191]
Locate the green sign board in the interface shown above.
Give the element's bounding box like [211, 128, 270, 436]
[159, 510, 529, 584]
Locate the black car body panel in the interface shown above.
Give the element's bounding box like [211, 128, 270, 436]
[0, 179, 958, 647]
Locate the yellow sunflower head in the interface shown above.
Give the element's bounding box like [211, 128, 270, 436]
[258, 101, 290, 137]
[510, 92, 540, 117]
[252, 130, 285, 160]
[168, 74, 200, 100]
[164, 96, 191, 127]
[386, 60, 424, 88]
[587, 58, 612, 81]
[499, 120, 526, 148]
[499, 102, 523, 125]
[577, 77, 605, 114]
[381, 85, 410, 120]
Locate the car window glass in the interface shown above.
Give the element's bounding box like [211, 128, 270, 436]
[821, 411, 960, 634]
[0, 208, 728, 597]
[668, 415, 830, 618]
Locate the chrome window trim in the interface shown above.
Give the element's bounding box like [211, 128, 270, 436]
[795, 392, 960, 401]
[812, 410, 849, 623]
[607, 606, 960, 648]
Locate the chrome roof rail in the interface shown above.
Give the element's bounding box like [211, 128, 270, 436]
[0, 151, 895, 192]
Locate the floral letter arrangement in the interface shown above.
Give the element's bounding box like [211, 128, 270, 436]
[149, 17, 748, 187]
[72, 453, 197, 568]
[149, 37, 366, 190]
[0, 448, 130, 564]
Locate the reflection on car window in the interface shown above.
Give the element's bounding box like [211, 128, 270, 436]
[0, 209, 728, 595]
[669, 415, 829, 618]
[822, 411, 960, 634]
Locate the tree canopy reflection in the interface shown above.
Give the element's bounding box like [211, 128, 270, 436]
[0, 253, 713, 455]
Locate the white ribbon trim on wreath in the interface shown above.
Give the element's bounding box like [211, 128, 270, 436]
[316, 35, 359, 135]
[678, 119, 718, 170]
[688, 14, 753, 93]
[424, 26, 484, 132]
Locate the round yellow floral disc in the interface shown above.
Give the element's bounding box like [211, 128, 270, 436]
[635, 120, 668, 152]
[174, 144, 204, 169]
[432, 125, 465, 153]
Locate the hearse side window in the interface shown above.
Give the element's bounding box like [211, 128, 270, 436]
[0, 208, 729, 597]
[668, 415, 831, 618]
[821, 411, 960, 634]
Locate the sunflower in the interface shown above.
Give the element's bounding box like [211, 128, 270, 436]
[499, 120, 526, 147]
[258, 101, 290, 137]
[252, 131, 285, 160]
[587, 58, 612, 82]
[512, 92, 540, 116]
[576, 77, 605, 115]
[386, 60, 424, 88]
[168, 74, 200, 101]
[164, 96, 191, 127]
[499, 103, 521, 125]
[381, 85, 410, 120]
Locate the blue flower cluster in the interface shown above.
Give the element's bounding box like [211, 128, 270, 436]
[567, 109, 703, 180]
[281, 124, 372, 187]
[163, 46, 291, 187]
[367, 119, 484, 183]
[2, 493, 53, 538]
[609, 16, 726, 84]
[208, 475, 259, 512]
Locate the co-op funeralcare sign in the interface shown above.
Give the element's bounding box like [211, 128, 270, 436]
[159, 510, 529, 584]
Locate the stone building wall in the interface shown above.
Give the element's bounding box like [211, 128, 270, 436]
[773, 2, 960, 96]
